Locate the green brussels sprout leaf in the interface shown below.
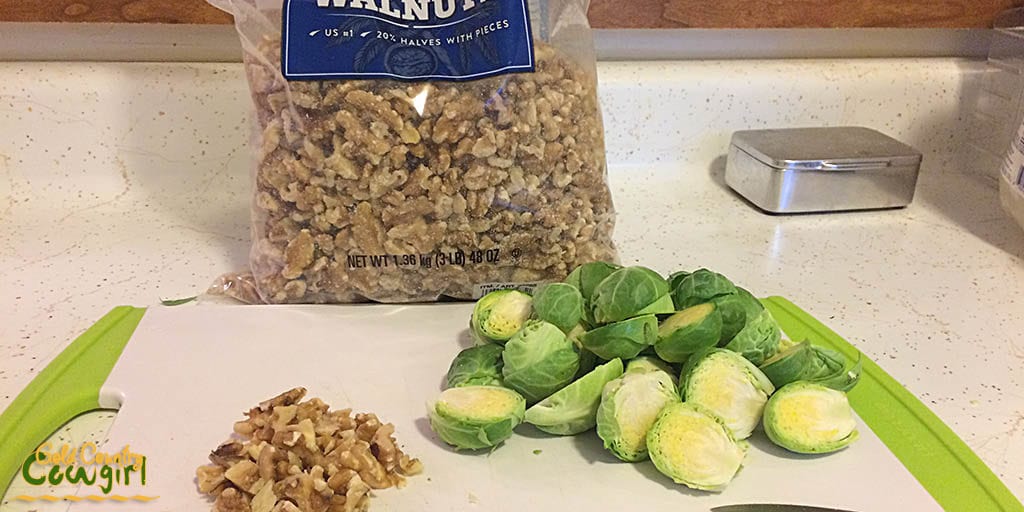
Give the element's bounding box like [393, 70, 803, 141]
[532, 283, 584, 333]
[670, 269, 738, 310]
[524, 358, 625, 435]
[502, 320, 580, 403]
[710, 293, 750, 344]
[445, 344, 505, 388]
[596, 364, 679, 462]
[667, 270, 692, 292]
[591, 266, 671, 324]
[429, 386, 526, 450]
[579, 315, 658, 360]
[654, 303, 723, 363]
[763, 381, 859, 454]
[471, 290, 532, 344]
[565, 261, 621, 325]
[724, 308, 782, 366]
[680, 348, 775, 440]
[646, 402, 748, 492]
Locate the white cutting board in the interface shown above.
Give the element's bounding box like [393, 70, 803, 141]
[77, 304, 940, 511]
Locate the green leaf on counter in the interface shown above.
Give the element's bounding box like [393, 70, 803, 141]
[160, 296, 197, 306]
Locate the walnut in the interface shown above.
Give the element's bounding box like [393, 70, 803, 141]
[232, 32, 616, 304]
[197, 388, 420, 512]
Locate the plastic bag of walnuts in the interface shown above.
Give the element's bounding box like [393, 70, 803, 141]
[209, 0, 617, 303]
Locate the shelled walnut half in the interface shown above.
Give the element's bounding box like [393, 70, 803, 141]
[196, 388, 422, 512]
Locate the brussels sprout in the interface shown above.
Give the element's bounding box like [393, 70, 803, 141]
[625, 356, 676, 381]
[471, 290, 533, 344]
[735, 287, 765, 317]
[532, 283, 584, 333]
[667, 270, 692, 291]
[758, 344, 861, 392]
[763, 381, 859, 454]
[446, 344, 505, 388]
[565, 261, 621, 325]
[670, 269, 738, 310]
[502, 320, 580, 403]
[567, 324, 599, 378]
[646, 402, 748, 492]
[579, 315, 658, 360]
[591, 266, 672, 324]
[724, 308, 782, 366]
[524, 359, 625, 435]
[429, 385, 526, 450]
[596, 364, 679, 462]
[811, 349, 862, 392]
[680, 348, 775, 439]
[565, 261, 621, 301]
[654, 303, 723, 363]
[710, 293, 750, 343]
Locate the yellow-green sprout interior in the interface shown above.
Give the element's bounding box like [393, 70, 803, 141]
[658, 303, 714, 336]
[483, 292, 533, 338]
[612, 373, 675, 452]
[687, 353, 769, 438]
[437, 386, 521, 422]
[774, 386, 856, 444]
[652, 407, 744, 486]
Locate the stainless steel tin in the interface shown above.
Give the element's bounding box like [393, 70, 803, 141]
[724, 127, 922, 213]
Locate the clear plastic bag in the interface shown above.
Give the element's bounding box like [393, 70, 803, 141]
[209, 0, 617, 303]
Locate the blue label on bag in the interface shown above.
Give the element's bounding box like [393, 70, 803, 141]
[282, 0, 535, 81]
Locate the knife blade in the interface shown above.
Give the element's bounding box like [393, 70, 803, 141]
[711, 505, 858, 512]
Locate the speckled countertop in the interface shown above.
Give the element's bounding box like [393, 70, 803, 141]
[2, 58, 1024, 507]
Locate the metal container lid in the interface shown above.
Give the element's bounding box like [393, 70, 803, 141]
[730, 126, 922, 171]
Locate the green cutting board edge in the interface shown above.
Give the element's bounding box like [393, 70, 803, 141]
[0, 299, 1020, 511]
[764, 296, 1023, 512]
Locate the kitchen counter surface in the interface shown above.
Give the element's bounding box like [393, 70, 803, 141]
[2, 58, 1023, 508]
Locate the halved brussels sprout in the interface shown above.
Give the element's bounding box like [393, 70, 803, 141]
[680, 348, 775, 440]
[670, 269, 738, 310]
[429, 385, 526, 450]
[579, 315, 658, 360]
[471, 290, 533, 344]
[501, 320, 580, 403]
[565, 261, 621, 325]
[532, 283, 584, 333]
[654, 303, 723, 363]
[596, 364, 679, 462]
[763, 381, 859, 454]
[591, 266, 673, 324]
[445, 344, 504, 388]
[646, 402, 748, 492]
[524, 359, 624, 435]
[724, 308, 782, 366]
[760, 341, 861, 392]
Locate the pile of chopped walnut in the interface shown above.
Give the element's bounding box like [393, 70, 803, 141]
[196, 388, 422, 512]
[240, 36, 617, 303]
